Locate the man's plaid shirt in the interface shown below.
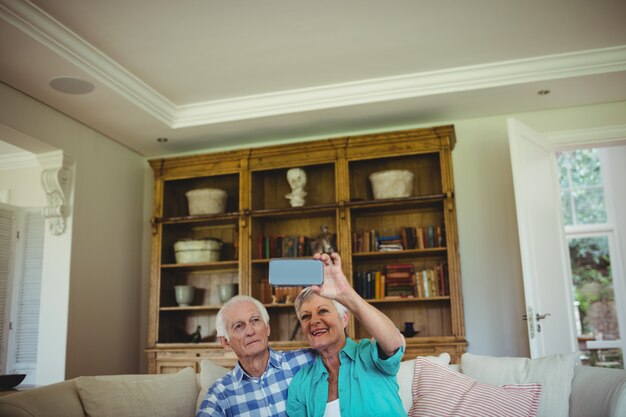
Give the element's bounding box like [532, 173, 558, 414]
[196, 348, 316, 417]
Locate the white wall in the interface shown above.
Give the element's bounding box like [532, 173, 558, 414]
[0, 83, 147, 379]
[0, 165, 46, 207]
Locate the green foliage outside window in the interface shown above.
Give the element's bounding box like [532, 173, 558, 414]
[558, 149, 607, 225]
[568, 236, 616, 336]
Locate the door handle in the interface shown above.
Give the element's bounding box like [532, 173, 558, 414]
[522, 313, 551, 321]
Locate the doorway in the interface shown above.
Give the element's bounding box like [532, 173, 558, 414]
[0, 130, 74, 384]
[557, 145, 626, 369]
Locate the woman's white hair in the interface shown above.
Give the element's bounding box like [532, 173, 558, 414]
[215, 295, 270, 341]
[294, 287, 348, 321]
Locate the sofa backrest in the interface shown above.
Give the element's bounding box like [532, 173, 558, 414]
[0, 379, 85, 417]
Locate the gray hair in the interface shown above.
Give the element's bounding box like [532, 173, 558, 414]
[215, 295, 270, 341]
[294, 287, 349, 321]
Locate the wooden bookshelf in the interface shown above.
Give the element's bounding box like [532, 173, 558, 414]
[146, 125, 466, 373]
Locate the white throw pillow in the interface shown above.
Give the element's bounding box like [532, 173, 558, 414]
[461, 352, 580, 417]
[76, 367, 198, 417]
[398, 352, 451, 413]
[196, 359, 231, 412]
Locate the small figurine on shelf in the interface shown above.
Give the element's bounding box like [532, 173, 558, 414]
[190, 325, 202, 343]
[400, 322, 419, 338]
[285, 168, 307, 207]
[313, 225, 335, 255]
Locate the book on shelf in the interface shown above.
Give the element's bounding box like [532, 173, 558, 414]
[353, 270, 382, 300]
[413, 263, 449, 297]
[259, 278, 272, 304]
[257, 235, 313, 259]
[379, 244, 403, 252]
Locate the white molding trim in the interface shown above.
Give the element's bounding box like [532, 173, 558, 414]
[0, 152, 38, 171]
[545, 124, 626, 147]
[174, 46, 626, 128]
[2, 0, 626, 129]
[0, 0, 175, 124]
[37, 151, 73, 236]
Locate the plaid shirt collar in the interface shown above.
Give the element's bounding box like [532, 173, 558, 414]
[232, 348, 282, 383]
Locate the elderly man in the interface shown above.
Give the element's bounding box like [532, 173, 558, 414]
[196, 295, 316, 417]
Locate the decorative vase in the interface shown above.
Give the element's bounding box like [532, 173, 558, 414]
[401, 322, 418, 337]
[218, 283, 238, 303]
[174, 285, 194, 306]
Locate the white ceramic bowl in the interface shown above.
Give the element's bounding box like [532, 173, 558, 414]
[174, 239, 222, 263]
[369, 170, 414, 199]
[186, 188, 227, 215]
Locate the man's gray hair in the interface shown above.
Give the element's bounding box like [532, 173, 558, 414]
[294, 287, 348, 320]
[215, 295, 270, 341]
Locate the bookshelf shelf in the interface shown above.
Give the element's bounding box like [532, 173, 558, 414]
[346, 194, 447, 211]
[263, 303, 297, 309]
[352, 248, 447, 259]
[147, 125, 466, 373]
[157, 212, 241, 225]
[159, 305, 222, 311]
[160, 261, 238, 271]
[250, 204, 337, 218]
[366, 296, 451, 304]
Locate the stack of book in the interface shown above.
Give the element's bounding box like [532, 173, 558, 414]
[377, 234, 403, 251]
[384, 264, 416, 298]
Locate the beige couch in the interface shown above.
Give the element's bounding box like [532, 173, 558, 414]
[1, 355, 625, 417]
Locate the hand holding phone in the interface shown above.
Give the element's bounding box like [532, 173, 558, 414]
[269, 258, 324, 287]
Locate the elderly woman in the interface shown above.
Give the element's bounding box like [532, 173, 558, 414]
[286, 252, 406, 417]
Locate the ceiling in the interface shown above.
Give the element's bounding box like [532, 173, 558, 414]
[1, 0, 625, 157]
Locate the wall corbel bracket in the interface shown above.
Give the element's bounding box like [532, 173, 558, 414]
[38, 151, 74, 235]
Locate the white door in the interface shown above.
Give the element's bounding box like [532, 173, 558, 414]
[507, 118, 578, 357]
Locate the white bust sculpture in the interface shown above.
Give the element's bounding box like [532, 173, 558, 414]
[285, 168, 307, 207]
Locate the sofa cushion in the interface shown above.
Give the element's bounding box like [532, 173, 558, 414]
[461, 352, 579, 417]
[196, 359, 230, 412]
[569, 365, 626, 417]
[398, 352, 450, 412]
[409, 357, 542, 417]
[76, 367, 197, 417]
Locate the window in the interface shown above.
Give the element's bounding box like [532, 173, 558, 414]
[559, 149, 606, 226]
[0, 204, 44, 383]
[558, 148, 624, 368]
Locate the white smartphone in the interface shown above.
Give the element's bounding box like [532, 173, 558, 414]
[269, 258, 324, 287]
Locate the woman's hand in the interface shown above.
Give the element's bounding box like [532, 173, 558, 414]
[310, 252, 354, 303]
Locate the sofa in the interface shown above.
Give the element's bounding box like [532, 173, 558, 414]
[1, 352, 625, 417]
